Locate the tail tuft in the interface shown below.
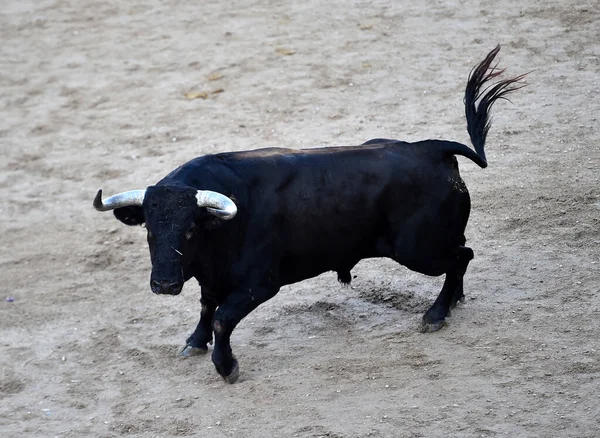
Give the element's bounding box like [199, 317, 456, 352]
[464, 45, 527, 166]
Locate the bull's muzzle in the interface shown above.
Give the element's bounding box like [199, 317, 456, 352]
[150, 280, 183, 295]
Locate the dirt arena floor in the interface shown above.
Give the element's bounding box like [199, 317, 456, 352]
[1, 0, 599, 437]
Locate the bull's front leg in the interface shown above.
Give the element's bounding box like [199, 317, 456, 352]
[180, 294, 216, 357]
[211, 284, 278, 383]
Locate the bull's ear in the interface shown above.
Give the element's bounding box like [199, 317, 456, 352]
[113, 206, 144, 226]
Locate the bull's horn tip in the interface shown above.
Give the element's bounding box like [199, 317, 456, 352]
[93, 189, 103, 210]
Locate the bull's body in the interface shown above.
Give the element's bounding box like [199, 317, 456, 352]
[94, 46, 524, 383]
[159, 140, 472, 290]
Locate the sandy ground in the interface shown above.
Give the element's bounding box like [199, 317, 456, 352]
[1, 0, 599, 437]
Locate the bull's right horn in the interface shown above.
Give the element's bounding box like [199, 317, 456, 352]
[93, 189, 146, 211]
[196, 190, 237, 220]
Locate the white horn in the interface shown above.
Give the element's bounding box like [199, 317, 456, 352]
[196, 190, 237, 220]
[93, 189, 146, 211]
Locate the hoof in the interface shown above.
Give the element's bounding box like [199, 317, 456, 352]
[420, 319, 447, 333]
[179, 345, 208, 357]
[451, 295, 466, 309]
[222, 360, 240, 384]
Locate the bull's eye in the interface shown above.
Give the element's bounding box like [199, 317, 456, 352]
[185, 226, 196, 240]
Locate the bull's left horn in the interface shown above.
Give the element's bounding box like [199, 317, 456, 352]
[196, 190, 237, 220]
[93, 189, 146, 211]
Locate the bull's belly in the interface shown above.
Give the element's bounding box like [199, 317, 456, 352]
[278, 252, 359, 286]
[277, 235, 395, 286]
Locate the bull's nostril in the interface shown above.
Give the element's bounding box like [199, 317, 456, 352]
[168, 282, 181, 293]
[151, 280, 162, 293]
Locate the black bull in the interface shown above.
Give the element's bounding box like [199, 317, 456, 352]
[94, 46, 525, 383]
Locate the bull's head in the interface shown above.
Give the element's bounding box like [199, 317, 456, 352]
[94, 186, 237, 295]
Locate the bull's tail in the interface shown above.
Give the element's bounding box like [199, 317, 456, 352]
[463, 45, 527, 168]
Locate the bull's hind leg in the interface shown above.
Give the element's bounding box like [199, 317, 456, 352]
[180, 294, 216, 357]
[421, 246, 474, 333]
